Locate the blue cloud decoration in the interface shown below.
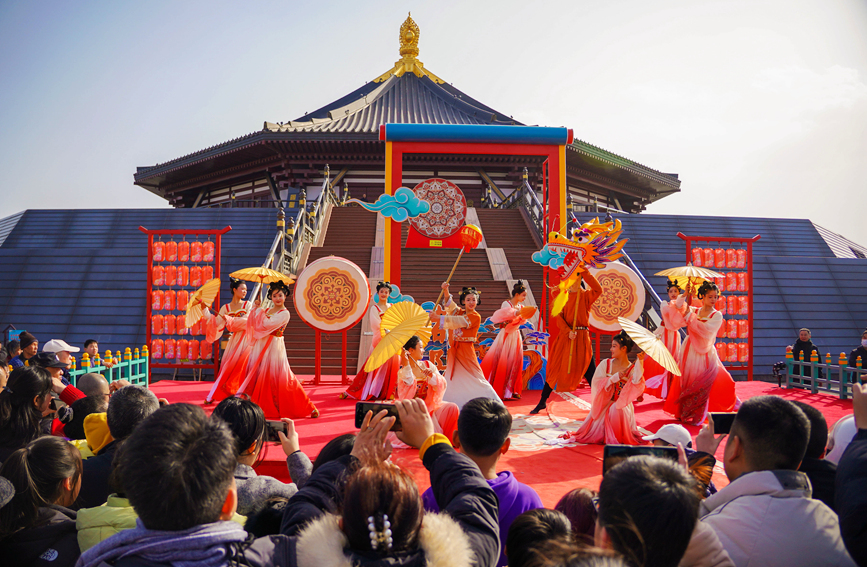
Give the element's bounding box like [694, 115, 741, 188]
[348, 187, 430, 222]
[531, 245, 566, 270]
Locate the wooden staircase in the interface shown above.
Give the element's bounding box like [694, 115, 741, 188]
[475, 209, 544, 300]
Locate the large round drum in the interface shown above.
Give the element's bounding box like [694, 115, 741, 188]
[293, 256, 371, 333]
[588, 261, 646, 332]
[408, 178, 467, 238]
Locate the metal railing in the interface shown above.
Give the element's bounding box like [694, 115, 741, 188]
[783, 350, 865, 400]
[500, 169, 545, 238]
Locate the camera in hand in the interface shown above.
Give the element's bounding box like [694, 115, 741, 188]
[710, 412, 737, 435]
[602, 444, 679, 475]
[354, 402, 402, 431]
[265, 420, 286, 442]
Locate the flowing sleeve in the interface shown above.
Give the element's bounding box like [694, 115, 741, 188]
[662, 300, 687, 331]
[588, 362, 613, 419]
[425, 361, 447, 411]
[490, 301, 520, 325]
[247, 307, 290, 340]
[615, 359, 645, 410]
[223, 302, 250, 334]
[396, 363, 416, 400]
[685, 309, 723, 354]
[442, 307, 470, 330]
[202, 305, 226, 344]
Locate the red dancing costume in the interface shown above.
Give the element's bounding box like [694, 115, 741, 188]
[342, 301, 399, 400]
[644, 296, 687, 399]
[482, 299, 531, 399]
[202, 301, 252, 403]
[569, 358, 645, 445]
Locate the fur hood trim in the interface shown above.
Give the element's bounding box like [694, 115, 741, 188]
[295, 512, 475, 567]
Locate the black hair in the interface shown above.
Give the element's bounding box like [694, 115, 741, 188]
[117, 403, 237, 531]
[511, 280, 527, 298]
[732, 396, 810, 470]
[555, 488, 598, 545]
[62, 395, 109, 440]
[106, 385, 160, 441]
[696, 281, 719, 300]
[312, 433, 356, 473]
[375, 281, 393, 293]
[266, 280, 292, 300]
[790, 401, 828, 460]
[0, 436, 82, 539]
[666, 279, 681, 292]
[403, 335, 422, 351]
[506, 508, 573, 567]
[523, 541, 627, 567]
[0, 367, 52, 450]
[229, 277, 246, 291]
[0, 348, 7, 369]
[244, 496, 288, 537]
[83, 339, 98, 349]
[6, 341, 20, 355]
[457, 397, 511, 457]
[611, 331, 634, 353]
[211, 397, 266, 459]
[459, 287, 481, 306]
[598, 456, 700, 567]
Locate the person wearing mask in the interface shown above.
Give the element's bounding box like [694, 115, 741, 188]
[846, 329, 867, 385]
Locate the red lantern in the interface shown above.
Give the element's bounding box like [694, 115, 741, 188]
[717, 319, 727, 338]
[737, 273, 748, 293]
[152, 290, 163, 311]
[165, 339, 175, 359]
[164, 314, 175, 335]
[166, 241, 178, 262]
[153, 265, 164, 286]
[703, 249, 714, 268]
[727, 343, 738, 362]
[202, 265, 214, 282]
[178, 265, 189, 286]
[151, 339, 164, 359]
[176, 315, 188, 335]
[691, 248, 703, 266]
[177, 290, 189, 307]
[191, 241, 202, 262]
[727, 296, 737, 315]
[188, 340, 199, 360]
[153, 241, 165, 262]
[727, 319, 737, 339]
[177, 339, 189, 360]
[178, 241, 190, 262]
[203, 241, 215, 262]
[725, 273, 737, 292]
[738, 343, 749, 362]
[738, 320, 749, 339]
[152, 314, 164, 335]
[715, 342, 726, 360]
[200, 339, 212, 360]
[714, 249, 725, 268]
[714, 276, 725, 289]
[190, 266, 202, 287]
[715, 294, 726, 313]
[166, 265, 178, 287]
[459, 224, 483, 253]
[738, 296, 748, 315]
[726, 249, 736, 268]
[191, 320, 202, 336]
[736, 249, 746, 268]
[164, 289, 176, 311]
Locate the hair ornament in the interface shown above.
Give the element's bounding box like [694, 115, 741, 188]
[666, 278, 681, 291]
[367, 513, 393, 551]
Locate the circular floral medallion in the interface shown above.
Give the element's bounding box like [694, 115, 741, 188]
[588, 261, 646, 332]
[294, 257, 370, 332]
[408, 178, 467, 238]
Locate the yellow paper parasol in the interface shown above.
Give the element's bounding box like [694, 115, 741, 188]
[655, 265, 723, 293]
[230, 267, 296, 301]
[364, 302, 433, 372]
[617, 317, 681, 376]
[185, 278, 221, 327]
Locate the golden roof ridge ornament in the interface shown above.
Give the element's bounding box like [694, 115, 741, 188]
[374, 13, 445, 84]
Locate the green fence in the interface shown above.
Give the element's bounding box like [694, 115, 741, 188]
[69, 346, 149, 388]
[783, 349, 865, 400]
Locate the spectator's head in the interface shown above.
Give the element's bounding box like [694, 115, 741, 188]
[0, 349, 8, 389]
[30, 352, 68, 381]
[312, 432, 355, 473]
[506, 508, 573, 567]
[518, 540, 627, 567]
[342, 462, 422, 555]
[642, 424, 692, 449]
[791, 401, 829, 460]
[454, 397, 512, 459]
[555, 488, 598, 545]
[60, 395, 109, 440]
[861, 329, 867, 345]
[0, 367, 53, 449]
[77, 373, 110, 399]
[18, 333, 38, 359]
[596, 456, 699, 567]
[798, 328, 811, 342]
[42, 339, 80, 365]
[244, 496, 288, 537]
[118, 404, 238, 531]
[0, 436, 82, 538]
[724, 396, 810, 480]
[83, 340, 99, 359]
[106, 385, 160, 441]
[825, 415, 857, 465]
[6, 340, 21, 358]
[211, 397, 266, 464]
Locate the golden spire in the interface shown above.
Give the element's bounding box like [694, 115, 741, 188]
[374, 13, 444, 84]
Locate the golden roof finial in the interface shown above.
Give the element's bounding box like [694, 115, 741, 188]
[374, 13, 444, 84]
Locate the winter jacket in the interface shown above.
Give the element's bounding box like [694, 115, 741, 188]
[700, 470, 855, 567]
[793, 339, 823, 378]
[234, 450, 312, 515]
[74, 440, 118, 510]
[799, 457, 837, 511]
[679, 521, 734, 567]
[847, 346, 867, 383]
[836, 429, 867, 566]
[0, 505, 79, 567]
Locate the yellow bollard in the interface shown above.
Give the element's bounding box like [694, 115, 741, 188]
[124, 347, 132, 361]
[70, 356, 77, 370]
[81, 353, 91, 369]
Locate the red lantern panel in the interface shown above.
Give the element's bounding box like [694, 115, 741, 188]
[165, 315, 176, 335]
[165, 339, 175, 359]
[203, 241, 215, 262]
[717, 319, 727, 338]
[738, 296, 748, 316]
[177, 339, 189, 360]
[715, 294, 726, 313]
[191, 320, 202, 336]
[153, 241, 165, 262]
[153, 266, 164, 286]
[164, 290, 176, 311]
[725, 273, 737, 292]
[200, 339, 213, 360]
[151, 339, 163, 359]
[152, 290, 163, 311]
[178, 265, 189, 287]
[726, 296, 737, 315]
[738, 320, 749, 339]
[691, 248, 703, 266]
[166, 241, 178, 262]
[166, 265, 178, 287]
[188, 340, 199, 360]
[152, 314, 164, 335]
[176, 315, 188, 335]
[202, 266, 214, 282]
[737, 273, 748, 293]
[191, 241, 202, 262]
[190, 266, 202, 287]
[738, 343, 749, 362]
[178, 241, 190, 262]
[726, 249, 736, 268]
[714, 249, 725, 268]
[177, 290, 189, 308]
[727, 343, 738, 362]
[726, 319, 737, 339]
[715, 343, 726, 360]
[714, 276, 725, 289]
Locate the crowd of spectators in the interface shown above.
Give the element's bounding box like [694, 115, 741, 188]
[0, 331, 865, 567]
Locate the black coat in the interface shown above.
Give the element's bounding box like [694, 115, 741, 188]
[792, 339, 823, 378]
[799, 457, 837, 511]
[0, 505, 79, 567]
[836, 429, 867, 566]
[74, 440, 118, 510]
[847, 347, 867, 384]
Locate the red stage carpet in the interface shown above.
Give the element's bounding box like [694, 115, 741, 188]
[150, 379, 853, 508]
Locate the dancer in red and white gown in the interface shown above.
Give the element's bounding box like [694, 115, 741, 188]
[234, 281, 319, 419]
[644, 279, 687, 399]
[664, 281, 738, 426]
[202, 278, 252, 404]
[396, 335, 459, 443]
[342, 282, 399, 400]
[567, 330, 646, 445]
[482, 281, 532, 400]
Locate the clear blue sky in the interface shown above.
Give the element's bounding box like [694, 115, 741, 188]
[2, 0, 865, 244]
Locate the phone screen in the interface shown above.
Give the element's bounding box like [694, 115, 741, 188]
[265, 420, 286, 442]
[602, 444, 678, 475]
[710, 413, 737, 435]
[355, 402, 402, 431]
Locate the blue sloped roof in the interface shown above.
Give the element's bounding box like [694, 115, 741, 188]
[0, 209, 277, 359]
[574, 213, 867, 375]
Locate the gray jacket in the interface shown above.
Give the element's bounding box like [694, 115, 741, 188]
[235, 451, 313, 516]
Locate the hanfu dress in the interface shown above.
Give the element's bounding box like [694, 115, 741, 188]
[644, 296, 687, 399]
[569, 358, 645, 445]
[202, 301, 252, 403]
[397, 359, 459, 443]
[343, 301, 399, 400]
[440, 298, 503, 408]
[546, 272, 602, 391]
[235, 305, 317, 419]
[664, 308, 738, 426]
[482, 300, 530, 399]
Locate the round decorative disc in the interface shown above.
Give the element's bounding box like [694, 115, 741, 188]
[408, 178, 467, 239]
[293, 256, 371, 333]
[588, 261, 646, 332]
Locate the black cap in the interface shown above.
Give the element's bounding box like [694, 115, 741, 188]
[30, 352, 68, 369]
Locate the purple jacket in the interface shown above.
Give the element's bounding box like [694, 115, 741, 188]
[423, 470, 542, 567]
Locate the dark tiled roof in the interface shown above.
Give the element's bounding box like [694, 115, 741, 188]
[0, 211, 24, 247]
[813, 223, 867, 259]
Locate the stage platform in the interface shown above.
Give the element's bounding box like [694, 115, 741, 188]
[149, 379, 853, 507]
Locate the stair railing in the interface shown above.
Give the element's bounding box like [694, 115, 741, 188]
[501, 169, 545, 240]
[281, 165, 342, 275]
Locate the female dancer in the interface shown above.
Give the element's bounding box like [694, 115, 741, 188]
[397, 335, 459, 442]
[664, 281, 737, 425]
[644, 279, 687, 399]
[203, 278, 253, 404]
[567, 330, 645, 445]
[482, 281, 531, 400]
[342, 282, 399, 400]
[440, 283, 502, 408]
[235, 281, 318, 419]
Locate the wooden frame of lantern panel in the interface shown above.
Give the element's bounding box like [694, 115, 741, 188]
[380, 124, 573, 349]
[139, 226, 232, 381]
[678, 233, 761, 382]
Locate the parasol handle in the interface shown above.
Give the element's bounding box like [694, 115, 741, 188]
[430, 248, 465, 320]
